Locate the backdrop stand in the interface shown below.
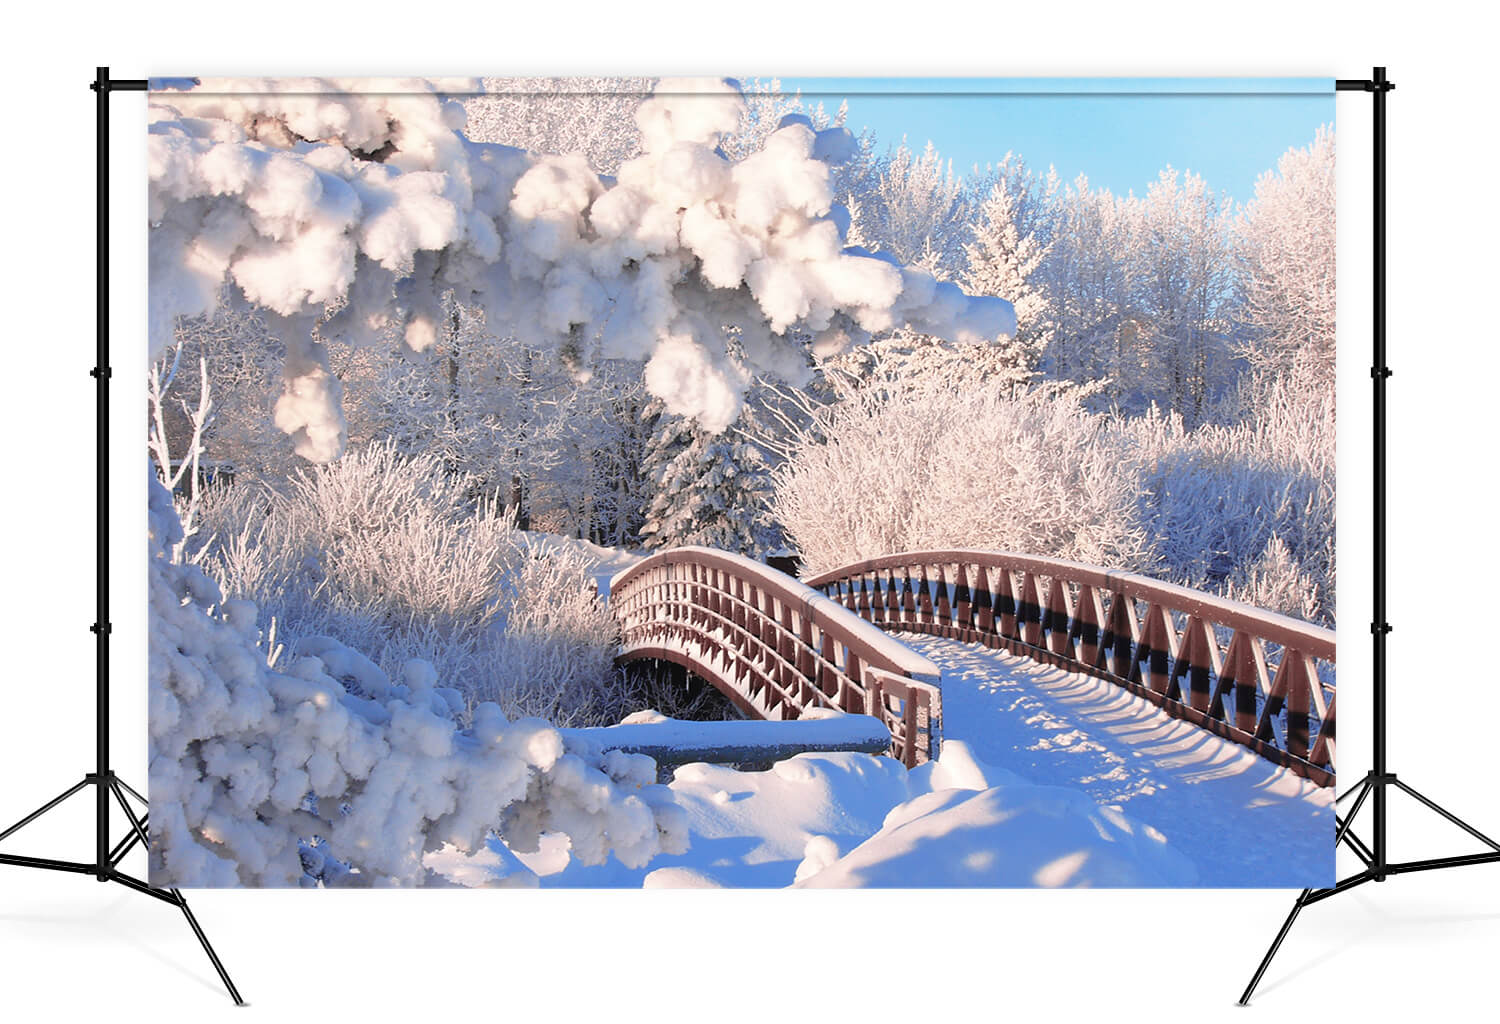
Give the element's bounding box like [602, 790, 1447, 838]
[1238, 66, 1500, 1005]
[0, 68, 244, 1007]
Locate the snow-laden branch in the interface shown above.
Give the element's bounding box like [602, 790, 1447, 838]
[148, 76, 1015, 459]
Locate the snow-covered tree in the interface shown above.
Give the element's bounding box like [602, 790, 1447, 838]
[1033, 175, 1145, 397]
[962, 157, 1052, 385]
[1133, 167, 1238, 424]
[463, 76, 653, 176]
[851, 140, 974, 274]
[148, 76, 1015, 463]
[719, 78, 849, 164]
[1236, 125, 1337, 391]
[637, 399, 781, 557]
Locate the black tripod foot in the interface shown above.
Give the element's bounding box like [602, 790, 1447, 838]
[0, 774, 246, 1006]
[1239, 889, 1310, 1005]
[1237, 773, 1500, 1005]
[176, 889, 246, 1006]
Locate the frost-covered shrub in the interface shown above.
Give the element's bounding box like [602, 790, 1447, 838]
[465, 549, 623, 726]
[772, 376, 1158, 578]
[1224, 535, 1323, 624]
[1128, 379, 1334, 622]
[149, 473, 687, 887]
[773, 368, 1334, 625]
[188, 442, 625, 722]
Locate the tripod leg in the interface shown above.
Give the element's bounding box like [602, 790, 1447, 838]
[1392, 780, 1500, 852]
[1239, 889, 1310, 1006]
[105, 780, 244, 1005]
[112, 776, 148, 808]
[0, 778, 91, 843]
[173, 889, 246, 1006]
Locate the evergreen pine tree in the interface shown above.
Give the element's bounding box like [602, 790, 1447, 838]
[637, 400, 782, 557]
[963, 163, 1052, 388]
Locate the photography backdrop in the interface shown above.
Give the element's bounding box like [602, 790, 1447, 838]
[9, 5, 1500, 1019]
[145, 77, 1338, 890]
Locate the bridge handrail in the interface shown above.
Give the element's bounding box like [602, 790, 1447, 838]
[805, 549, 1336, 786]
[806, 550, 1333, 659]
[610, 546, 942, 766]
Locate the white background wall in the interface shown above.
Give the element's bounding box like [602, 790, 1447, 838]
[2, 3, 1496, 1019]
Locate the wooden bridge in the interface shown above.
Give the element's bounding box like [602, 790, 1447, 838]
[611, 548, 1336, 786]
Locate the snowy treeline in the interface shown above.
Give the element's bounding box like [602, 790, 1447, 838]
[824, 126, 1337, 426]
[765, 120, 1337, 623]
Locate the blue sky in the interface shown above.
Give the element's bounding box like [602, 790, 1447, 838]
[768, 77, 1333, 204]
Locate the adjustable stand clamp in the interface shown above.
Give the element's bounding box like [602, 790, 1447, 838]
[0, 68, 243, 1007]
[1239, 66, 1500, 1005]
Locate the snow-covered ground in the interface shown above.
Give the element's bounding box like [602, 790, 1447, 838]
[429, 629, 1331, 888]
[900, 633, 1335, 886]
[431, 738, 1197, 888]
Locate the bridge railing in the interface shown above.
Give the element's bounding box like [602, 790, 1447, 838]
[804, 550, 1336, 787]
[610, 547, 943, 767]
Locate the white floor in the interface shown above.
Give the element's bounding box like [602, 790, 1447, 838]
[1, 845, 1497, 1019]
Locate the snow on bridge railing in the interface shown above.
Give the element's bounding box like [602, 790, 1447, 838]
[610, 547, 943, 767]
[805, 550, 1337, 787]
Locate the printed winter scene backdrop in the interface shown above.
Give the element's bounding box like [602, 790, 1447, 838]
[147, 77, 1336, 889]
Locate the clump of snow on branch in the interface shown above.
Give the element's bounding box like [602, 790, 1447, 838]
[148, 471, 686, 886]
[148, 76, 1014, 455]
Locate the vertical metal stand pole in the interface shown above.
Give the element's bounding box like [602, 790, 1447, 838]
[1239, 66, 1500, 1006]
[0, 66, 246, 1008]
[93, 58, 113, 885]
[1370, 64, 1390, 882]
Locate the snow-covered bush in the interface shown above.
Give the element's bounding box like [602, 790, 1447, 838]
[149, 473, 686, 887]
[1129, 380, 1335, 622]
[772, 365, 1334, 624]
[464, 549, 624, 726]
[188, 442, 625, 721]
[772, 373, 1157, 578]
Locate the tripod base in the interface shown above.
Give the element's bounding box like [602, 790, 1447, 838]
[0, 772, 245, 1006]
[1239, 771, 1500, 1005]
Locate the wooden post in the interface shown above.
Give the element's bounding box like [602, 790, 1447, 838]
[1019, 572, 1042, 648]
[934, 564, 952, 629]
[1045, 577, 1073, 658]
[953, 563, 973, 639]
[973, 564, 995, 635]
[917, 564, 935, 627]
[1283, 651, 1311, 759]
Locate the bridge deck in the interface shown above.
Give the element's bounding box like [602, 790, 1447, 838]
[899, 633, 1335, 885]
